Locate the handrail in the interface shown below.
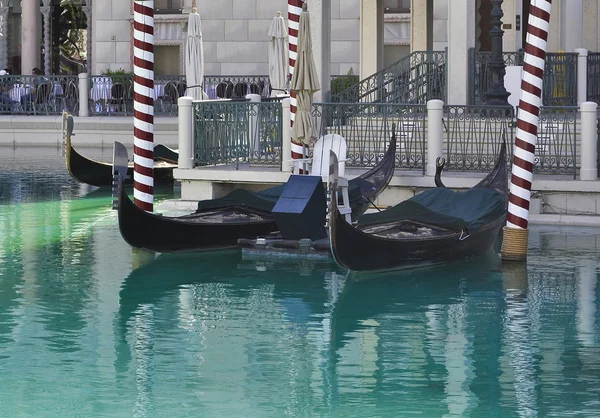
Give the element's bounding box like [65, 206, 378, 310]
[331, 51, 447, 104]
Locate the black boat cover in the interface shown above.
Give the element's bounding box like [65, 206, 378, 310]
[196, 181, 363, 214]
[357, 187, 506, 233]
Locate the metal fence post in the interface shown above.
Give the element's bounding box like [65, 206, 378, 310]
[78, 73, 89, 117]
[426, 99, 444, 176]
[576, 48, 588, 104]
[281, 98, 292, 172]
[580, 101, 598, 180]
[178, 96, 194, 169]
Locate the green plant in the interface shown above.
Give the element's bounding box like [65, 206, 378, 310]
[331, 67, 359, 102]
[101, 68, 134, 77]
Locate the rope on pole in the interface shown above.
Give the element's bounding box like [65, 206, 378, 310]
[502, 0, 552, 260]
[133, 0, 155, 212]
[288, 0, 304, 163]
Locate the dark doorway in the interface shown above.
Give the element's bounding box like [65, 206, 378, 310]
[478, 0, 493, 51]
[522, 0, 531, 50]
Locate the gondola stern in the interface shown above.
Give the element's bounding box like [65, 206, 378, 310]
[113, 142, 147, 251]
[153, 144, 179, 164]
[63, 111, 75, 179]
[328, 150, 355, 272]
[473, 135, 509, 197]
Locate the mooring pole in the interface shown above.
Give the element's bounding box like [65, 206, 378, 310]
[501, 0, 553, 261]
[288, 0, 304, 169]
[133, 0, 155, 212]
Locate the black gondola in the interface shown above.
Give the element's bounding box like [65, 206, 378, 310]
[329, 141, 508, 273]
[63, 113, 178, 187]
[116, 130, 397, 253]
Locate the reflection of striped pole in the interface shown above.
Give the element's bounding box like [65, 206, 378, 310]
[502, 0, 552, 260]
[133, 0, 155, 212]
[288, 0, 304, 163]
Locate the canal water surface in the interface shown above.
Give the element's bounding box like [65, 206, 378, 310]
[1, 147, 600, 417]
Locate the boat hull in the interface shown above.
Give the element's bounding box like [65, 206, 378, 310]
[329, 140, 508, 272]
[330, 210, 505, 272]
[118, 181, 277, 253]
[66, 136, 176, 187]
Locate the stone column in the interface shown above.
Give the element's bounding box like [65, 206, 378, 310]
[579, 102, 598, 181]
[41, 0, 52, 75]
[426, 99, 444, 176]
[82, 4, 92, 75]
[562, 0, 583, 51]
[411, 0, 427, 52]
[177, 96, 194, 170]
[0, 3, 10, 70]
[308, 0, 331, 103]
[360, 0, 383, 80]
[21, 0, 40, 75]
[447, 0, 476, 105]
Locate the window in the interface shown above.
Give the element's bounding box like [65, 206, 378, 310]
[155, 0, 183, 14]
[384, 0, 410, 13]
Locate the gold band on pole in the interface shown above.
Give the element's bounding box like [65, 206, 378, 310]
[500, 226, 529, 261]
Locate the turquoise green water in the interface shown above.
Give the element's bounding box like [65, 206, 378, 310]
[1, 147, 600, 417]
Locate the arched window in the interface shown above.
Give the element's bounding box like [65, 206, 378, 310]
[155, 0, 183, 14]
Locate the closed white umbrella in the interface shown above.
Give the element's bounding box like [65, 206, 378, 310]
[268, 11, 288, 96]
[185, 7, 204, 100]
[290, 3, 320, 145]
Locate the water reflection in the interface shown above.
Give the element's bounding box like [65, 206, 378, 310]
[114, 246, 600, 417]
[1, 146, 600, 416]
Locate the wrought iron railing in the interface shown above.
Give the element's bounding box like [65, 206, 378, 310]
[330, 51, 447, 104]
[443, 105, 577, 176]
[0, 75, 78, 115]
[311, 102, 578, 174]
[0, 74, 272, 116]
[587, 53, 600, 105]
[194, 100, 282, 166]
[443, 105, 515, 171]
[203, 75, 271, 100]
[536, 106, 578, 177]
[89, 74, 187, 116]
[312, 102, 427, 171]
[470, 50, 577, 106]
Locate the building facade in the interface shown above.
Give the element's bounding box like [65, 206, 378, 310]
[0, 0, 410, 77]
[0, 0, 597, 104]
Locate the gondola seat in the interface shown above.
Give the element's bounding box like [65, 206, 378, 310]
[291, 134, 352, 222]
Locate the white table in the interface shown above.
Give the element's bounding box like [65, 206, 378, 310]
[9, 84, 63, 102]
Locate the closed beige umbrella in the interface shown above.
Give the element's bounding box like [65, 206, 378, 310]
[185, 7, 204, 100]
[268, 11, 288, 96]
[290, 3, 320, 145]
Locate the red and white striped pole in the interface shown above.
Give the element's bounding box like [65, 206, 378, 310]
[501, 0, 552, 260]
[288, 0, 305, 166]
[133, 0, 155, 212]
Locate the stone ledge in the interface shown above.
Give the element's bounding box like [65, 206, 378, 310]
[0, 115, 179, 148]
[529, 214, 600, 227]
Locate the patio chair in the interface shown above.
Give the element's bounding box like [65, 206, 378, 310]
[158, 81, 179, 114]
[224, 82, 234, 99]
[176, 82, 187, 98]
[215, 82, 227, 99]
[249, 83, 261, 95]
[106, 83, 125, 114]
[32, 81, 54, 115]
[233, 82, 248, 99]
[291, 134, 352, 222]
[60, 80, 79, 114]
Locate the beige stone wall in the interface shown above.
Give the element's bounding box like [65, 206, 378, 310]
[92, 0, 361, 76]
[93, 0, 134, 74]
